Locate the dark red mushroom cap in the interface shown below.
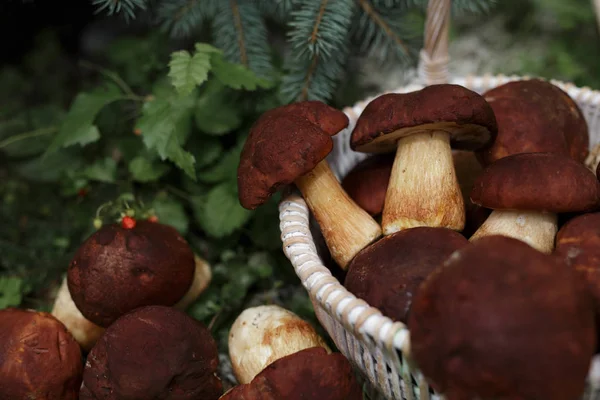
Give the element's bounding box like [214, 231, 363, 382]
[350, 84, 497, 153]
[471, 152, 600, 213]
[237, 101, 349, 210]
[409, 235, 596, 400]
[596, 159, 600, 181]
[478, 79, 589, 165]
[80, 305, 222, 400]
[344, 227, 468, 323]
[220, 347, 362, 400]
[341, 154, 394, 216]
[0, 308, 83, 400]
[67, 221, 195, 327]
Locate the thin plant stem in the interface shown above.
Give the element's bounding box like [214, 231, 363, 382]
[0, 127, 57, 149]
[79, 60, 146, 101]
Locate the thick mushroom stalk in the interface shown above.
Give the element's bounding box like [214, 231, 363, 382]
[469, 210, 558, 253]
[384, 130, 463, 233]
[294, 160, 382, 268]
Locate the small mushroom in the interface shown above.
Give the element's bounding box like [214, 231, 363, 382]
[351, 84, 497, 235]
[341, 154, 394, 216]
[65, 220, 211, 328]
[238, 101, 382, 269]
[478, 79, 589, 166]
[228, 304, 331, 384]
[79, 305, 222, 399]
[220, 347, 363, 400]
[0, 308, 83, 400]
[344, 227, 468, 323]
[409, 235, 597, 400]
[470, 152, 600, 253]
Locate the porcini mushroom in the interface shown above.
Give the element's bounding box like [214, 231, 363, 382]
[79, 305, 222, 400]
[341, 154, 394, 216]
[220, 347, 362, 400]
[409, 235, 596, 400]
[0, 308, 83, 400]
[51, 219, 212, 350]
[351, 84, 497, 234]
[228, 304, 331, 384]
[470, 152, 600, 253]
[238, 101, 382, 269]
[344, 227, 468, 323]
[478, 79, 589, 166]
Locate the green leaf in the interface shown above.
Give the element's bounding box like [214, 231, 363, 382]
[211, 54, 273, 91]
[81, 157, 118, 183]
[194, 80, 242, 135]
[187, 136, 223, 169]
[193, 182, 252, 238]
[0, 276, 24, 308]
[15, 150, 83, 183]
[197, 141, 243, 183]
[168, 50, 211, 95]
[152, 194, 189, 235]
[45, 84, 122, 154]
[129, 156, 170, 182]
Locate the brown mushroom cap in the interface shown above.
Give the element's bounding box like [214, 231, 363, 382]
[238, 101, 349, 210]
[341, 154, 394, 216]
[471, 152, 600, 213]
[478, 79, 589, 165]
[344, 227, 468, 323]
[350, 84, 497, 153]
[0, 308, 83, 400]
[80, 305, 222, 400]
[408, 235, 596, 400]
[67, 221, 195, 327]
[220, 347, 362, 400]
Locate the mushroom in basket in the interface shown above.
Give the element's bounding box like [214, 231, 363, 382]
[222, 304, 362, 399]
[409, 235, 597, 400]
[350, 84, 498, 235]
[469, 152, 600, 253]
[51, 218, 212, 351]
[0, 308, 83, 400]
[237, 101, 382, 269]
[79, 305, 222, 399]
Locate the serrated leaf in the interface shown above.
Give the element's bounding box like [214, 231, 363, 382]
[187, 137, 223, 169]
[194, 80, 242, 135]
[0, 276, 24, 308]
[152, 195, 189, 235]
[129, 156, 170, 182]
[197, 141, 243, 183]
[45, 84, 122, 154]
[193, 182, 252, 238]
[168, 50, 212, 95]
[211, 54, 273, 91]
[81, 157, 118, 183]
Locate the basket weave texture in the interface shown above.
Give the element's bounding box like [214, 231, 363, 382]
[277, 1, 600, 399]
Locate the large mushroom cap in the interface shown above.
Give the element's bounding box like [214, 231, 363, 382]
[350, 84, 497, 153]
[344, 227, 468, 323]
[409, 235, 596, 400]
[67, 221, 195, 327]
[0, 308, 82, 400]
[80, 305, 222, 400]
[479, 79, 589, 165]
[237, 101, 349, 210]
[471, 152, 600, 213]
[341, 154, 394, 216]
[220, 347, 363, 400]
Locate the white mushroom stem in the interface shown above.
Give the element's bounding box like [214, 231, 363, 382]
[469, 210, 558, 253]
[51, 254, 212, 351]
[382, 131, 465, 235]
[294, 160, 382, 269]
[228, 305, 331, 385]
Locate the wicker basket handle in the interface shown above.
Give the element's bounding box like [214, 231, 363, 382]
[418, 0, 451, 85]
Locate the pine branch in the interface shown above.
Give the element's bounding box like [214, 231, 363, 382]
[212, 1, 273, 79]
[156, 0, 218, 38]
[257, 0, 299, 22]
[92, 0, 147, 20]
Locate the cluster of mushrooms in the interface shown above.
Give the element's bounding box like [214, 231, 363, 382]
[0, 218, 364, 399]
[238, 79, 600, 399]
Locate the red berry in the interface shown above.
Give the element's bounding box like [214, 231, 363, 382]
[148, 215, 159, 223]
[121, 216, 136, 229]
[78, 188, 89, 197]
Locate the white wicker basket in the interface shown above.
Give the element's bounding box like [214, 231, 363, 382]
[278, 1, 600, 399]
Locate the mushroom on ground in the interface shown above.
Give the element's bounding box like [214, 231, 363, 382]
[470, 152, 600, 253]
[0, 308, 83, 400]
[341, 154, 394, 216]
[478, 79, 588, 166]
[228, 304, 331, 384]
[52, 219, 212, 350]
[409, 235, 596, 400]
[344, 227, 468, 323]
[220, 347, 362, 400]
[238, 101, 381, 269]
[351, 84, 497, 235]
[80, 305, 222, 399]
